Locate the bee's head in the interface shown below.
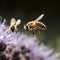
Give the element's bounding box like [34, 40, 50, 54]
[24, 24, 28, 31]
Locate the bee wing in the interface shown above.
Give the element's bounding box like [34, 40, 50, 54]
[16, 19, 21, 25]
[10, 18, 16, 26]
[35, 14, 44, 21]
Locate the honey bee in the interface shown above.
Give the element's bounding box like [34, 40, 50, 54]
[24, 14, 46, 35]
[9, 18, 21, 32]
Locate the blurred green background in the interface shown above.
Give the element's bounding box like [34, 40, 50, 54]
[0, 0, 60, 52]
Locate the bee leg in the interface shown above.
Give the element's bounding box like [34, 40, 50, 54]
[31, 30, 35, 36]
[7, 27, 11, 33]
[32, 31, 34, 36]
[15, 30, 18, 33]
[15, 27, 18, 33]
[38, 29, 41, 34]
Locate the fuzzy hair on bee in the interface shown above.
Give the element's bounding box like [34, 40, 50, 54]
[9, 18, 21, 32]
[24, 14, 46, 35]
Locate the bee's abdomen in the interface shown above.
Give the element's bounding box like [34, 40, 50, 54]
[11, 26, 15, 32]
[36, 22, 46, 30]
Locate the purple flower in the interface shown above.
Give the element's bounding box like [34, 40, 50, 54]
[0, 18, 59, 60]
